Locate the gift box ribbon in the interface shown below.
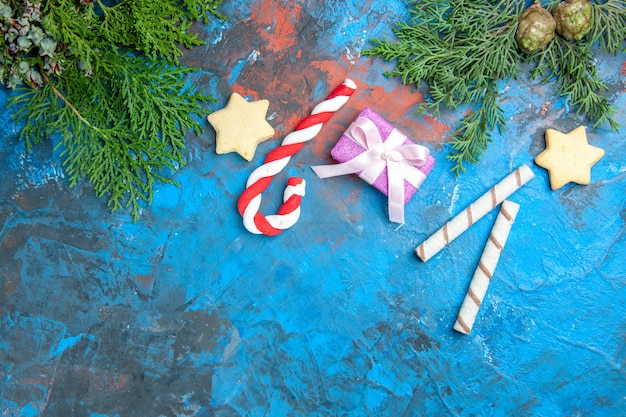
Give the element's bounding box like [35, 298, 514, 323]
[312, 115, 430, 223]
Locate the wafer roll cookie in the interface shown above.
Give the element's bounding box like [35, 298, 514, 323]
[415, 164, 533, 262]
[453, 200, 520, 335]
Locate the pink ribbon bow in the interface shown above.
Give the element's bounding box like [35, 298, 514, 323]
[312, 116, 430, 223]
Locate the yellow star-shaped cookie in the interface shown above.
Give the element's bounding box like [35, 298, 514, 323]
[534, 126, 604, 190]
[207, 93, 275, 162]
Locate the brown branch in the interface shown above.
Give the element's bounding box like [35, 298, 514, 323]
[41, 70, 95, 129]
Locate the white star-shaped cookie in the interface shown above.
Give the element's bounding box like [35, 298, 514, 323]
[207, 93, 275, 161]
[534, 126, 604, 190]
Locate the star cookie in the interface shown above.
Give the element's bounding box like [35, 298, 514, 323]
[207, 93, 275, 161]
[534, 126, 604, 190]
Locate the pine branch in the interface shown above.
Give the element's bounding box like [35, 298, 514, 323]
[364, 0, 522, 174]
[42, 0, 224, 65]
[40, 0, 106, 74]
[586, 0, 626, 54]
[96, 0, 194, 63]
[364, 0, 625, 175]
[527, 1, 623, 131]
[447, 82, 505, 176]
[2, 0, 224, 220]
[9, 50, 212, 221]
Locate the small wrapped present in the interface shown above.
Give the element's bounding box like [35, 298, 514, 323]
[312, 107, 435, 223]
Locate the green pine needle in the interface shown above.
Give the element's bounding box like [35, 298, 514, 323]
[364, 0, 625, 175]
[10, 51, 211, 221]
[447, 82, 506, 176]
[4, 0, 223, 220]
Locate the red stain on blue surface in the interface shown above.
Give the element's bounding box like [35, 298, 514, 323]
[195, 0, 442, 162]
[1, 0, 625, 416]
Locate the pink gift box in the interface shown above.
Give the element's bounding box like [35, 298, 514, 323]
[330, 107, 435, 203]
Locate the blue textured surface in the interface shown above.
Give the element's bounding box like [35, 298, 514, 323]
[1, 1, 625, 416]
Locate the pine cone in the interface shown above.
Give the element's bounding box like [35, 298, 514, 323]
[552, 0, 593, 41]
[515, 2, 556, 53]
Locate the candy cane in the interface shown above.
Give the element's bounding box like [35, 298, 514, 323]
[237, 79, 357, 235]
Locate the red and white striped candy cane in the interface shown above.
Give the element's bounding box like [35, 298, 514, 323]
[237, 78, 357, 235]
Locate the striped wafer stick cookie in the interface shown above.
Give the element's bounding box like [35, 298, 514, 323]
[415, 164, 534, 262]
[453, 200, 520, 334]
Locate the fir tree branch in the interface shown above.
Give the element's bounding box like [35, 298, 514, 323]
[9, 50, 212, 221]
[447, 82, 505, 175]
[586, 0, 626, 53]
[364, 0, 625, 175]
[41, 71, 94, 129]
[364, 0, 522, 175]
[3, 0, 224, 220]
[42, 0, 103, 65]
[527, 1, 622, 131]
[92, 0, 224, 64]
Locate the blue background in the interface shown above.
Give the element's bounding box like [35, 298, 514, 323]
[1, 1, 625, 416]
